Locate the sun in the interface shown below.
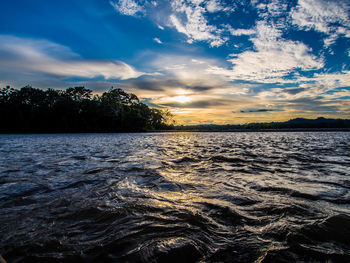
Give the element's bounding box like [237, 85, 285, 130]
[173, 96, 191, 103]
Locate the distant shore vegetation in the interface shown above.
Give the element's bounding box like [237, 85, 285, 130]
[0, 86, 174, 133]
[1, 86, 350, 133]
[175, 117, 350, 131]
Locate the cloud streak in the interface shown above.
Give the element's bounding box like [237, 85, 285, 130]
[0, 35, 148, 81]
[153, 37, 163, 44]
[239, 108, 282, 113]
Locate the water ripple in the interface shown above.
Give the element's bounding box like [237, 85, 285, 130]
[0, 132, 350, 262]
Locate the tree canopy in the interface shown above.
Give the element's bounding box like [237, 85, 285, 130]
[0, 86, 173, 133]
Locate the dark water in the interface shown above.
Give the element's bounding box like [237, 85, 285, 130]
[1, 132, 350, 263]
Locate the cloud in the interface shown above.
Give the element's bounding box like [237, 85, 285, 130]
[169, 0, 227, 47]
[107, 0, 235, 48]
[141, 98, 165, 108]
[208, 22, 323, 82]
[118, 75, 220, 94]
[153, 37, 163, 44]
[160, 98, 230, 108]
[205, 0, 222, 13]
[257, 84, 323, 101]
[253, 79, 350, 116]
[150, 54, 227, 84]
[227, 26, 256, 36]
[110, 0, 145, 16]
[120, 78, 180, 91]
[187, 85, 213, 91]
[291, 0, 350, 46]
[239, 108, 282, 113]
[289, 71, 350, 94]
[255, 0, 289, 20]
[310, 71, 350, 88]
[284, 97, 341, 112]
[283, 88, 306, 95]
[0, 35, 148, 82]
[205, 0, 233, 13]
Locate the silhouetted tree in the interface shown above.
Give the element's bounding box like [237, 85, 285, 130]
[0, 85, 174, 133]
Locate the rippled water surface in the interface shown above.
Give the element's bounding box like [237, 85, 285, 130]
[1, 132, 350, 262]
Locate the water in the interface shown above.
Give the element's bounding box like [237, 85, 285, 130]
[0, 132, 350, 263]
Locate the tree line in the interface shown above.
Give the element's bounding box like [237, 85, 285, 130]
[175, 117, 350, 131]
[0, 86, 174, 133]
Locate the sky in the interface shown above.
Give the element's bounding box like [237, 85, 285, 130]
[0, 0, 350, 124]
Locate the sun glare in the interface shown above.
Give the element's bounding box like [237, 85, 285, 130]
[172, 96, 191, 103]
[175, 89, 191, 95]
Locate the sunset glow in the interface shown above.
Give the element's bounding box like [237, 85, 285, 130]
[172, 96, 191, 104]
[0, 0, 349, 124]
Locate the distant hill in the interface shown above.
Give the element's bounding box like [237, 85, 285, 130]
[175, 117, 350, 131]
[282, 117, 350, 128]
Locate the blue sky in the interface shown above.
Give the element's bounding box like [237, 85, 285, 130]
[0, 0, 350, 124]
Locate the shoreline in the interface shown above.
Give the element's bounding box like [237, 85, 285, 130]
[1, 128, 350, 135]
[163, 128, 350, 132]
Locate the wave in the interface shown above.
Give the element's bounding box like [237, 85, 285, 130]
[1, 132, 350, 262]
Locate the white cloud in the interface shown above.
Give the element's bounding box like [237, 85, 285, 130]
[157, 24, 164, 30]
[226, 26, 256, 36]
[209, 22, 323, 82]
[38, 61, 144, 80]
[337, 26, 350, 38]
[110, 0, 144, 16]
[205, 0, 223, 12]
[253, 0, 350, 49]
[291, 0, 350, 47]
[153, 37, 163, 44]
[169, 0, 227, 47]
[309, 71, 350, 88]
[206, 0, 235, 13]
[0, 35, 147, 81]
[254, 0, 289, 19]
[209, 38, 228, 47]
